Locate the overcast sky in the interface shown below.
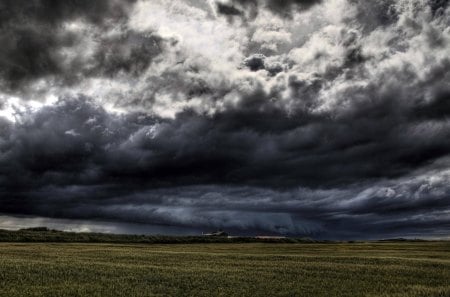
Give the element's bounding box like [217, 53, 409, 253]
[0, 0, 449, 239]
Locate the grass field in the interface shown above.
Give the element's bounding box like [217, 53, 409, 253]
[0, 242, 449, 297]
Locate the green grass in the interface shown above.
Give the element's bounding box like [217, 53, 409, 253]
[0, 242, 449, 297]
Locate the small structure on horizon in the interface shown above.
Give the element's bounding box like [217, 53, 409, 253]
[202, 229, 229, 237]
[255, 236, 286, 240]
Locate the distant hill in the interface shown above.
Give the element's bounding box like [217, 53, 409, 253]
[0, 228, 318, 244]
[377, 238, 427, 242]
[0, 229, 439, 244]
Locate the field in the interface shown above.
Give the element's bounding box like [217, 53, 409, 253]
[0, 242, 449, 297]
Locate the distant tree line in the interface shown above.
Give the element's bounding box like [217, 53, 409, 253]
[0, 228, 319, 244]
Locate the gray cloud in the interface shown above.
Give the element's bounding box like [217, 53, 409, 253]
[216, 0, 323, 19]
[0, 0, 170, 95]
[0, 0, 450, 239]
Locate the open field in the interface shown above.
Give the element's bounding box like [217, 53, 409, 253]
[0, 242, 449, 297]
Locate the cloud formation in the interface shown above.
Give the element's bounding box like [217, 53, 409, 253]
[0, 0, 449, 239]
[216, 0, 323, 18]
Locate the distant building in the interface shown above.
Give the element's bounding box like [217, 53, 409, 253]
[255, 236, 286, 240]
[202, 230, 229, 236]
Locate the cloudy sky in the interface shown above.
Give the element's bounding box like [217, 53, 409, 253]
[0, 0, 449, 239]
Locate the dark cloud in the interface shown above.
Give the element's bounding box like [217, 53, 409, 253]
[0, 0, 135, 26]
[0, 0, 450, 239]
[243, 54, 266, 71]
[1, 83, 450, 237]
[91, 31, 165, 78]
[217, 2, 243, 16]
[265, 0, 323, 13]
[242, 54, 285, 76]
[429, 0, 449, 16]
[0, 23, 77, 89]
[350, 0, 399, 31]
[0, 0, 167, 92]
[217, 0, 322, 18]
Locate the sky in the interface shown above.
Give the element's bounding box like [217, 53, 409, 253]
[0, 0, 449, 239]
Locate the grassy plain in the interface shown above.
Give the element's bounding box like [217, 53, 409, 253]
[0, 242, 449, 297]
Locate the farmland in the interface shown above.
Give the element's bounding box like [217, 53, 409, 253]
[0, 242, 449, 296]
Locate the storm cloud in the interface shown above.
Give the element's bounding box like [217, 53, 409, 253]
[0, 0, 450, 239]
[216, 0, 323, 18]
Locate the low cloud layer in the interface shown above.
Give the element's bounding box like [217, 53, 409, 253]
[0, 0, 450, 238]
